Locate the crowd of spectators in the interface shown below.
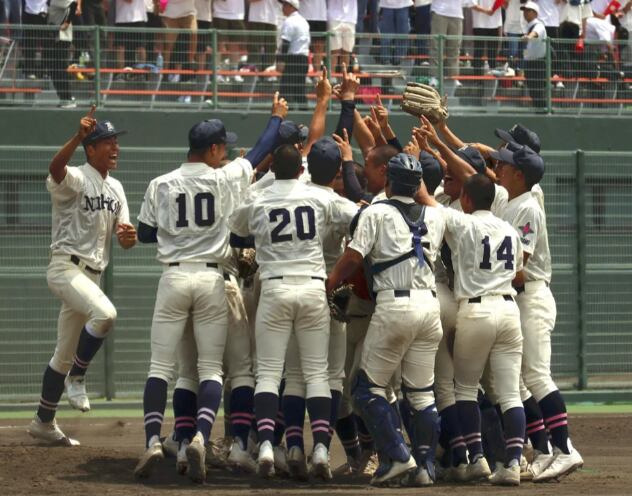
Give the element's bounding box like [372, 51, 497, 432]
[1, 0, 631, 108]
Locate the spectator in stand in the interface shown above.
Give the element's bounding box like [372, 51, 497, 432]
[195, 0, 212, 71]
[46, 0, 81, 108]
[1, 0, 22, 25]
[430, 0, 465, 88]
[277, 0, 310, 107]
[619, 1, 632, 64]
[247, 0, 280, 71]
[379, 0, 413, 66]
[80, 0, 106, 60]
[537, 0, 563, 88]
[327, 0, 357, 73]
[559, 0, 594, 78]
[157, 0, 197, 82]
[144, 0, 164, 66]
[114, 0, 148, 75]
[22, 0, 49, 79]
[413, 0, 433, 62]
[469, 0, 503, 74]
[299, 0, 327, 72]
[521, 0, 547, 109]
[357, 0, 380, 48]
[503, 0, 525, 66]
[213, 0, 246, 67]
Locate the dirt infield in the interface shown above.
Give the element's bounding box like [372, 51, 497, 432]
[0, 413, 630, 496]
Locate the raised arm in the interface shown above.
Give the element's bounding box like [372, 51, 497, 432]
[353, 109, 376, 158]
[373, 94, 402, 151]
[245, 92, 288, 167]
[334, 63, 360, 138]
[303, 67, 332, 156]
[436, 120, 466, 150]
[49, 105, 96, 184]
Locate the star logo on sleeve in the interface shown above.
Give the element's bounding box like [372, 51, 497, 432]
[520, 222, 534, 236]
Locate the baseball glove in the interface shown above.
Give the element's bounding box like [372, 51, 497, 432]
[237, 248, 258, 281]
[401, 82, 449, 124]
[328, 283, 354, 323]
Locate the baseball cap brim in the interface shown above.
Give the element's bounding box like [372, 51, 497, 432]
[494, 128, 515, 144]
[83, 129, 127, 145]
[489, 147, 516, 165]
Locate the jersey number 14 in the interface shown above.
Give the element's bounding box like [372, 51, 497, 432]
[480, 235, 514, 270]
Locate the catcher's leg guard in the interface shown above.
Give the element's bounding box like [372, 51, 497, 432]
[404, 381, 440, 481]
[352, 370, 410, 463]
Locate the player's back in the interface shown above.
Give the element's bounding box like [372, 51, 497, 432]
[143, 160, 250, 264]
[249, 179, 333, 279]
[446, 210, 523, 301]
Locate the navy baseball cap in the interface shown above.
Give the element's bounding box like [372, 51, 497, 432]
[278, 121, 309, 145]
[188, 119, 237, 150]
[307, 137, 341, 171]
[490, 144, 545, 184]
[495, 124, 541, 153]
[82, 120, 127, 146]
[418, 151, 444, 194]
[455, 145, 486, 174]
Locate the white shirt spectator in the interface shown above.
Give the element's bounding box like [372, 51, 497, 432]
[195, 0, 212, 22]
[591, 0, 614, 23]
[299, 0, 327, 21]
[584, 15, 615, 41]
[504, 0, 524, 34]
[431, 0, 465, 19]
[163, 0, 196, 18]
[537, 0, 561, 27]
[327, 0, 357, 23]
[471, 0, 502, 29]
[248, 0, 280, 24]
[24, 0, 48, 15]
[116, 0, 148, 23]
[381, 0, 413, 8]
[524, 17, 547, 60]
[280, 10, 311, 55]
[212, 0, 245, 20]
[414, 0, 432, 6]
[560, 0, 593, 29]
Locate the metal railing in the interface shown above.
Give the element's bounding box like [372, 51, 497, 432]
[0, 146, 631, 401]
[1, 25, 631, 114]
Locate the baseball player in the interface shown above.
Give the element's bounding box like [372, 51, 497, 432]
[326, 153, 444, 486]
[133, 95, 288, 483]
[279, 135, 359, 480]
[228, 144, 352, 480]
[491, 144, 584, 481]
[27, 107, 136, 445]
[421, 173, 527, 486]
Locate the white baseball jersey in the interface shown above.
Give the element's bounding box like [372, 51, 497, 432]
[501, 191, 552, 283]
[229, 179, 350, 279]
[308, 183, 358, 272]
[47, 163, 130, 271]
[443, 209, 523, 301]
[349, 196, 445, 292]
[137, 158, 253, 265]
[434, 181, 509, 216]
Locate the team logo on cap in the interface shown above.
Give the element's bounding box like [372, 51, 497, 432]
[105, 122, 114, 132]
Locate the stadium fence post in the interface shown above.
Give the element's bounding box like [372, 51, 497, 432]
[326, 31, 332, 112]
[103, 239, 115, 400]
[437, 34, 444, 97]
[575, 149, 587, 390]
[94, 26, 101, 108]
[545, 37, 552, 115]
[212, 29, 218, 110]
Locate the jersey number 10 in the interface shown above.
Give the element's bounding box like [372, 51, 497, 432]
[480, 235, 514, 270]
[175, 192, 215, 228]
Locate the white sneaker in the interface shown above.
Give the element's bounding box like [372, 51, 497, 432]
[528, 450, 555, 479]
[371, 455, 417, 485]
[555, 81, 565, 89]
[534, 442, 583, 482]
[161, 431, 178, 457]
[27, 417, 79, 446]
[228, 440, 257, 473]
[455, 79, 463, 88]
[57, 98, 77, 109]
[273, 444, 290, 477]
[134, 435, 164, 478]
[233, 74, 245, 83]
[257, 440, 275, 478]
[489, 461, 520, 486]
[287, 445, 309, 481]
[65, 376, 90, 412]
[467, 456, 491, 481]
[176, 439, 189, 475]
[168, 73, 180, 83]
[310, 443, 332, 481]
[447, 462, 468, 482]
[186, 432, 207, 483]
[409, 466, 433, 486]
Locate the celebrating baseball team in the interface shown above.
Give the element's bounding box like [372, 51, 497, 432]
[27, 63, 585, 488]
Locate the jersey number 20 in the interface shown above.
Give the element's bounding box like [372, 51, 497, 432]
[269, 206, 316, 243]
[480, 236, 514, 270]
[175, 192, 215, 228]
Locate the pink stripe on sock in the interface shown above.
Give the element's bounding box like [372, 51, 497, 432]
[527, 424, 546, 435]
[231, 412, 254, 420]
[312, 426, 330, 434]
[73, 356, 89, 366]
[39, 397, 57, 407]
[505, 437, 524, 444]
[451, 442, 467, 449]
[526, 419, 544, 428]
[311, 419, 330, 427]
[464, 432, 481, 440]
[258, 425, 275, 432]
[547, 420, 568, 430]
[544, 413, 567, 425]
[175, 422, 195, 428]
[175, 416, 195, 422]
[506, 442, 524, 449]
[231, 419, 252, 426]
[257, 418, 275, 427]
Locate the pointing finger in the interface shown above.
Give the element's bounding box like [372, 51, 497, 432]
[86, 104, 96, 118]
[273, 91, 279, 105]
[342, 62, 348, 79]
[376, 93, 383, 108]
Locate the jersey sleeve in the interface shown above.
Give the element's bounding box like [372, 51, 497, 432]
[442, 206, 471, 239]
[491, 184, 509, 217]
[280, 19, 293, 42]
[116, 186, 131, 226]
[137, 180, 157, 227]
[514, 233, 524, 273]
[228, 198, 253, 238]
[46, 166, 84, 201]
[511, 206, 541, 256]
[223, 157, 255, 200]
[348, 207, 379, 258]
[329, 195, 358, 237]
